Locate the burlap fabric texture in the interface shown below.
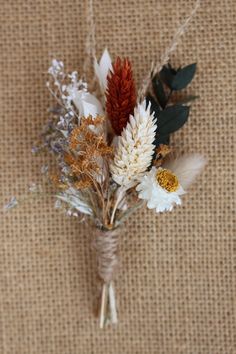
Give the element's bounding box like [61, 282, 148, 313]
[0, 0, 235, 353]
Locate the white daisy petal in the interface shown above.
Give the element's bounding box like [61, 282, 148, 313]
[136, 167, 185, 213]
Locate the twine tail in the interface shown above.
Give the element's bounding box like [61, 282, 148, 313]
[108, 282, 118, 324]
[99, 282, 118, 328]
[99, 283, 108, 328]
[83, 0, 96, 80]
[138, 0, 201, 100]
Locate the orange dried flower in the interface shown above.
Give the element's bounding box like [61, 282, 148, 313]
[74, 178, 92, 190]
[156, 144, 171, 159]
[153, 144, 172, 167]
[50, 174, 67, 189]
[69, 115, 105, 151]
[65, 116, 113, 191]
[106, 57, 136, 135]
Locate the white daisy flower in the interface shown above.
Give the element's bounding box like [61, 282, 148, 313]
[136, 167, 185, 213]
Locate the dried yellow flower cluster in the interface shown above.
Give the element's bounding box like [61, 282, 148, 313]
[65, 115, 113, 190]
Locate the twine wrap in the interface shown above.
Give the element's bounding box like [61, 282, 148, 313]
[93, 229, 119, 284]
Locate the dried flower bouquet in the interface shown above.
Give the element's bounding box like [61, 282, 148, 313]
[5, 0, 206, 327]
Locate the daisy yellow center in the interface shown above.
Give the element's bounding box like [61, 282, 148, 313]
[156, 169, 179, 192]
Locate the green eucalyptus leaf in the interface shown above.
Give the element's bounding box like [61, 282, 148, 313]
[158, 105, 190, 135]
[154, 134, 170, 147]
[159, 65, 176, 88]
[152, 77, 166, 109]
[171, 63, 197, 90]
[146, 94, 160, 118]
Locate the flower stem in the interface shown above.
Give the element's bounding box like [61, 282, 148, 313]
[110, 186, 125, 225]
[99, 282, 118, 328]
[99, 283, 108, 328]
[108, 282, 118, 324]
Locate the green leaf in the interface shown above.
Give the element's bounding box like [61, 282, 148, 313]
[159, 65, 176, 88]
[158, 105, 190, 136]
[146, 94, 160, 118]
[154, 134, 170, 146]
[152, 77, 166, 109]
[171, 63, 197, 90]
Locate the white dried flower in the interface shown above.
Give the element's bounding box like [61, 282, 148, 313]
[136, 167, 185, 212]
[163, 154, 206, 189]
[41, 165, 49, 175]
[4, 197, 18, 210]
[56, 187, 92, 215]
[28, 183, 40, 193]
[111, 100, 156, 188]
[31, 146, 40, 154]
[71, 90, 104, 118]
[54, 199, 62, 209]
[94, 48, 112, 93]
[67, 209, 76, 217]
[48, 59, 64, 78]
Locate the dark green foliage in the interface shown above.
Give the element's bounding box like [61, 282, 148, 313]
[159, 64, 177, 87]
[152, 77, 166, 109]
[146, 94, 160, 118]
[171, 63, 197, 90]
[159, 63, 196, 91]
[154, 134, 170, 146]
[158, 105, 190, 135]
[146, 62, 197, 152]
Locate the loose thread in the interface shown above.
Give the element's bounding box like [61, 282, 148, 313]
[138, 0, 201, 100]
[83, 0, 96, 80]
[108, 282, 118, 324]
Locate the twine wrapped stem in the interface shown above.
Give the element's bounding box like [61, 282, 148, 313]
[93, 228, 119, 328]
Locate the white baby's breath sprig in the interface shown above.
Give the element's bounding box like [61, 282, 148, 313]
[4, 196, 18, 210]
[111, 100, 157, 188]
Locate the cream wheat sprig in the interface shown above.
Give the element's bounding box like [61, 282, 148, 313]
[110, 100, 157, 188]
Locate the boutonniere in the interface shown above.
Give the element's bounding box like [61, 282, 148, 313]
[5, 0, 205, 328]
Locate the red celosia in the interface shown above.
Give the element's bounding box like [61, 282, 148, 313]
[106, 57, 136, 135]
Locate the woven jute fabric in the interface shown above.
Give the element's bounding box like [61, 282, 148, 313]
[0, 0, 235, 353]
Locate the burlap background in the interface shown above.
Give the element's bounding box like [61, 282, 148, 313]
[0, 0, 235, 353]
